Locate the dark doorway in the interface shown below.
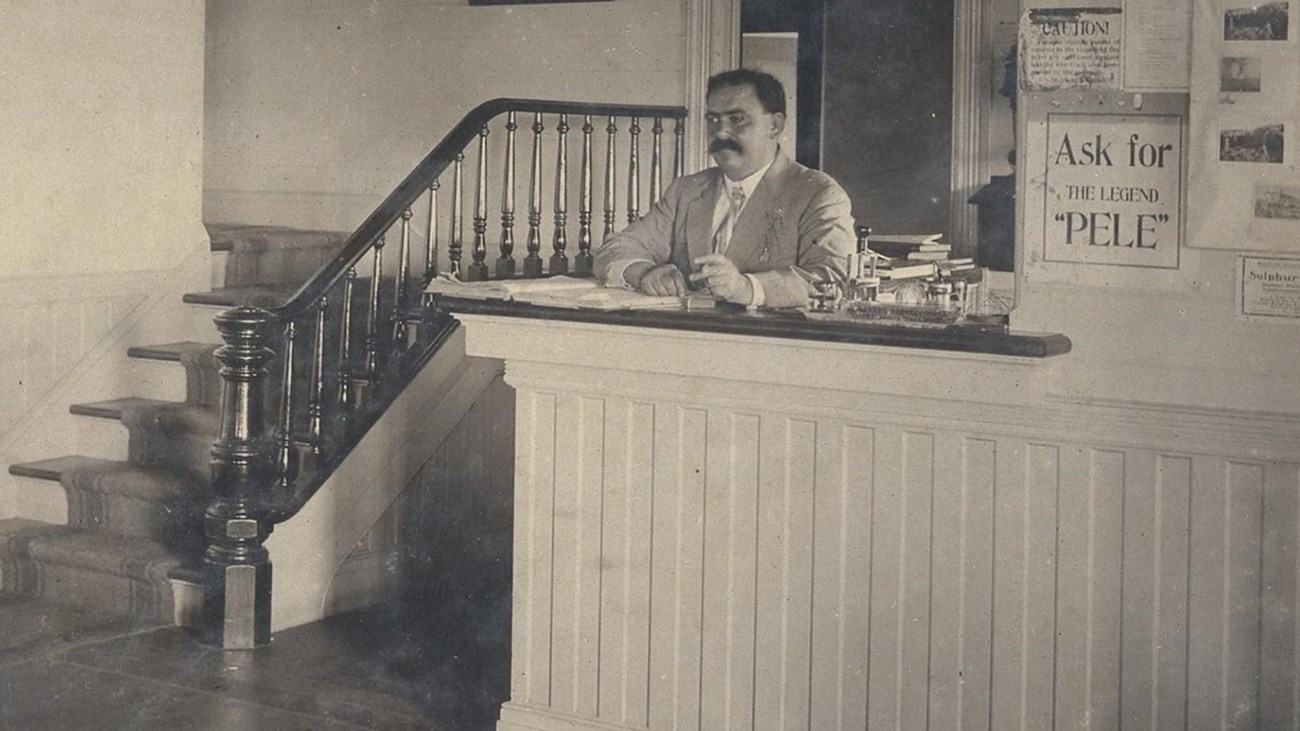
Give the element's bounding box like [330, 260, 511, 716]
[821, 0, 955, 236]
[741, 0, 825, 170]
[743, 0, 956, 237]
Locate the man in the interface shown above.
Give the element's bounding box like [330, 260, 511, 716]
[594, 69, 857, 309]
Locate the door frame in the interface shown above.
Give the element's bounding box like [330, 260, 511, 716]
[685, 0, 989, 252]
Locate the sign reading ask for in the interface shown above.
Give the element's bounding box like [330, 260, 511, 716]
[1043, 113, 1182, 269]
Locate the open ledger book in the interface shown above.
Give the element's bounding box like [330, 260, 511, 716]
[426, 275, 698, 311]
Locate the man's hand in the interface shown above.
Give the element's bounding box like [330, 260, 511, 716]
[690, 254, 753, 304]
[628, 262, 687, 296]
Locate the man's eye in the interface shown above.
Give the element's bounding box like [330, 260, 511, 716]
[729, 114, 748, 126]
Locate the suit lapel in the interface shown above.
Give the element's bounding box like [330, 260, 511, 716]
[683, 171, 722, 266]
[723, 154, 791, 271]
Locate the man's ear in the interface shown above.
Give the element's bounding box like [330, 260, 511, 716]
[768, 112, 787, 139]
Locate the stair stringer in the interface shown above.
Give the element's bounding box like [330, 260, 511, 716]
[0, 240, 215, 522]
[266, 325, 506, 632]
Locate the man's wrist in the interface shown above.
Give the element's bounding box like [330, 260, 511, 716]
[622, 261, 656, 289]
[743, 274, 764, 308]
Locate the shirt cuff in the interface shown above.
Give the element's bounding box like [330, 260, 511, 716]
[744, 274, 765, 309]
[605, 259, 656, 290]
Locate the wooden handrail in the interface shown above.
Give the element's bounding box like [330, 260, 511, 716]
[200, 98, 687, 648]
[275, 98, 687, 320]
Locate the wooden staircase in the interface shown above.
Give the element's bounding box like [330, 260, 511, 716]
[1, 99, 690, 649]
[1, 226, 346, 629]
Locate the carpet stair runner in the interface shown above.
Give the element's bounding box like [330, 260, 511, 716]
[2, 225, 351, 632]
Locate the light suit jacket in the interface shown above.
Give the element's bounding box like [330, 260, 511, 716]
[593, 153, 856, 309]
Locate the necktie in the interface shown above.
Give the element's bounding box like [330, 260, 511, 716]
[713, 186, 747, 254]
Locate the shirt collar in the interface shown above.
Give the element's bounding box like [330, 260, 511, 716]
[721, 153, 776, 202]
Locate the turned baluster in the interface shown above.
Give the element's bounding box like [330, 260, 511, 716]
[305, 295, 327, 454]
[650, 118, 664, 202]
[450, 153, 465, 279]
[361, 237, 385, 396]
[392, 208, 414, 349]
[674, 117, 686, 181]
[274, 320, 299, 487]
[523, 112, 544, 278]
[203, 305, 277, 649]
[550, 113, 570, 275]
[576, 115, 594, 276]
[497, 112, 518, 278]
[603, 116, 618, 237]
[467, 126, 490, 281]
[627, 116, 641, 224]
[336, 266, 358, 413]
[424, 179, 440, 284]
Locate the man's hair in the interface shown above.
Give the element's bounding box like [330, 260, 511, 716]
[707, 69, 786, 116]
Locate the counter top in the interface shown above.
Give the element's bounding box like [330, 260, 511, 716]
[431, 295, 1071, 359]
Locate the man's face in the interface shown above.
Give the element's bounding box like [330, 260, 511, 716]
[705, 83, 785, 180]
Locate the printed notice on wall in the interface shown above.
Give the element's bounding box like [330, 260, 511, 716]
[1122, 0, 1191, 91]
[1020, 7, 1123, 90]
[1240, 255, 1300, 320]
[1043, 114, 1182, 268]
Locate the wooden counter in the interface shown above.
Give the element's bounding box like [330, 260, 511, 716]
[438, 299, 1300, 731]
[433, 295, 1071, 358]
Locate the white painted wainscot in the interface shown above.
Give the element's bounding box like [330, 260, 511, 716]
[455, 314, 1300, 731]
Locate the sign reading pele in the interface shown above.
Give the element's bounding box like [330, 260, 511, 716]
[1043, 114, 1182, 268]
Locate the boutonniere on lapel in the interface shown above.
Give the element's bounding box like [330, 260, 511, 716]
[758, 208, 784, 264]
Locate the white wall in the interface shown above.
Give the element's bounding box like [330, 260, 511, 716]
[0, 1, 206, 278]
[0, 1, 207, 446]
[1013, 1, 1300, 417]
[204, 0, 689, 232]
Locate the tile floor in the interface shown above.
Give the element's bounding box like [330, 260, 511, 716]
[0, 594, 510, 730]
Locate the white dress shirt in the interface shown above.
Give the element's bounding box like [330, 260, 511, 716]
[708, 158, 774, 306]
[610, 155, 776, 306]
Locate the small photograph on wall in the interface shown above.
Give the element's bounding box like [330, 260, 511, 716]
[1220, 123, 1285, 162]
[1223, 0, 1289, 41]
[1255, 183, 1300, 218]
[1221, 57, 1263, 91]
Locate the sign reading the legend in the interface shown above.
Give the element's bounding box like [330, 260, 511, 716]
[1043, 114, 1183, 269]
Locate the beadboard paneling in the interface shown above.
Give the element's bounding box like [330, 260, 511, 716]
[504, 383, 1300, 731]
[0, 291, 144, 439]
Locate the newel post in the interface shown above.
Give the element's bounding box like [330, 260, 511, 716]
[201, 306, 277, 649]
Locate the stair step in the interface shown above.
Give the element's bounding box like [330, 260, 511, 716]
[10, 455, 117, 482]
[11, 456, 204, 502]
[168, 565, 204, 585]
[182, 287, 295, 309]
[126, 341, 220, 363]
[206, 223, 350, 253]
[0, 517, 50, 536]
[10, 524, 179, 580]
[8, 457, 206, 545]
[0, 519, 177, 621]
[70, 399, 220, 434]
[70, 397, 176, 421]
[126, 342, 223, 409]
[69, 398, 222, 474]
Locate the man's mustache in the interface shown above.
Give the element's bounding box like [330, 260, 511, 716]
[709, 138, 743, 154]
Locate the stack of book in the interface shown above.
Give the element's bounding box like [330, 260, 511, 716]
[866, 233, 976, 281]
[869, 233, 949, 260]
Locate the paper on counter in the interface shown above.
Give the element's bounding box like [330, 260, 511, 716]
[426, 274, 687, 310]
